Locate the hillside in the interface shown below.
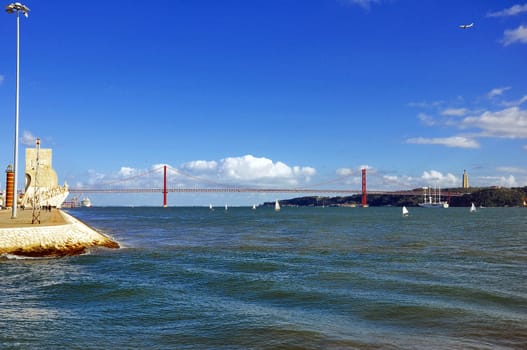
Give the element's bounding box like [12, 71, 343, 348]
[264, 187, 527, 208]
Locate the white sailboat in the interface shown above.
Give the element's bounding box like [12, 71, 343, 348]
[225, 204, 228, 211]
[402, 206, 409, 217]
[252, 204, 256, 210]
[470, 202, 477, 213]
[209, 203, 214, 211]
[274, 200, 280, 212]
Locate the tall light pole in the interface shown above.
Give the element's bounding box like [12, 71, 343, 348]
[5, 2, 30, 219]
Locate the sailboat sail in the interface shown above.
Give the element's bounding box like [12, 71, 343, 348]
[470, 203, 476, 213]
[419, 186, 449, 208]
[402, 206, 409, 216]
[274, 200, 280, 211]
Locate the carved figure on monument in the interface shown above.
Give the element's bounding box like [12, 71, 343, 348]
[20, 146, 69, 208]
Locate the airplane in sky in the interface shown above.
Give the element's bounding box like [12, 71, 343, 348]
[459, 23, 474, 29]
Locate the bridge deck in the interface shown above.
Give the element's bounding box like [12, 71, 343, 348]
[69, 188, 462, 196]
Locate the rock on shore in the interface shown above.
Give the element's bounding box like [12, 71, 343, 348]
[0, 211, 119, 257]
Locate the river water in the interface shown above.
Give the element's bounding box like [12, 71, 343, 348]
[1, 206, 526, 349]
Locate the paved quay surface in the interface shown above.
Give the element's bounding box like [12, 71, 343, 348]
[0, 208, 66, 228]
[0, 208, 119, 257]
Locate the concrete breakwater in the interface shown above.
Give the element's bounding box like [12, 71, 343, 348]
[0, 209, 119, 257]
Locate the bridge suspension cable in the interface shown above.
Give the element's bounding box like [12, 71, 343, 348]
[165, 165, 240, 188]
[91, 166, 165, 187]
[69, 164, 463, 206]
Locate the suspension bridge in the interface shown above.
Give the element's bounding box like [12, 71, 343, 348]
[68, 166, 461, 207]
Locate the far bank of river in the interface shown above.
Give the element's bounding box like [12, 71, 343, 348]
[265, 186, 527, 208]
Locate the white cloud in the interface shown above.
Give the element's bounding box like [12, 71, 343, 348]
[408, 101, 444, 109]
[410, 94, 527, 149]
[421, 170, 459, 187]
[406, 136, 480, 148]
[336, 168, 353, 176]
[331, 168, 360, 186]
[441, 108, 468, 117]
[340, 0, 380, 9]
[498, 175, 518, 187]
[370, 169, 507, 190]
[383, 175, 398, 182]
[502, 25, 527, 46]
[183, 156, 306, 185]
[79, 164, 172, 189]
[220, 155, 292, 180]
[381, 174, 416, 188]
[354, 165, 375, 176]
[487, 3, 527, 17]
[182, 160, 217, 172]
[461, 107, 527, 138]
[418, 113, 436, 126]
[487, 86, 511, 98]
[75, 156, 318, 191]
[374, 168, 519, 190]
[84, 169, 107, 187]
[21, 130, 37, 146]
[497, 166, 527, 174]
[477, 175, 520, 188]
[118, 167, 135, 177]
[293, 165, 316, 178]
[502, 95, 527, 107]
[183, 156, 315, 187]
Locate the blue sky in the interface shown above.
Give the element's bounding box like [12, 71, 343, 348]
[1, 0, 526, 206]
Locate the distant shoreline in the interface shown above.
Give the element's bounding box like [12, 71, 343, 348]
[263, 186, 527, 208]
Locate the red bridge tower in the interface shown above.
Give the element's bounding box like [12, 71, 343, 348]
[163, 165, 168, 207]
[361, 168, 367, 207]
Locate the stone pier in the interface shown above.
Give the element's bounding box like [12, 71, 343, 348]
[0, 209, 119, 257]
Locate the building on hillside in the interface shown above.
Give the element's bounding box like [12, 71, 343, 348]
[462, 169, 469, 189]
